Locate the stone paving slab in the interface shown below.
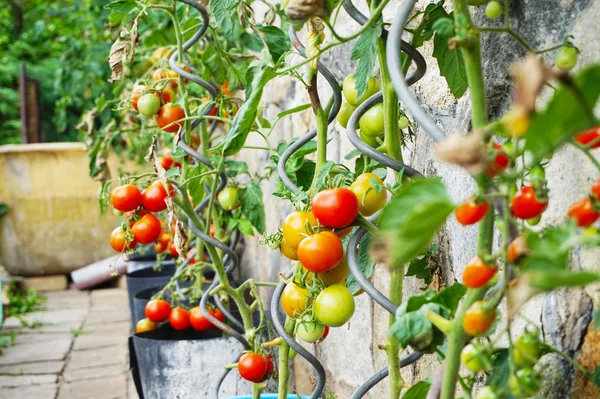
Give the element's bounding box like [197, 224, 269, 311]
[6, 320, 84, 334]
[0, 383, 58, 399]
[67, 344, 129, 369]
[13, 332, 72, 344]
[0, 336, 72, 365]
[81, 321, 130, 337]
[73, 334, 126, 351]
[85, 310, 130, 325]
[63, 363, 128, 383]
[2, 308, 88, 330]
[0, 373, 57, 387]
[58, 375, 127, 399]
[0, 360, 64, 375]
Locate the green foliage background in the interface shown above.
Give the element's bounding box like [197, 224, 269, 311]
[0, 0, 113, 145]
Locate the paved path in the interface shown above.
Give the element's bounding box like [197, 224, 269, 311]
[0, 288, 137, 399]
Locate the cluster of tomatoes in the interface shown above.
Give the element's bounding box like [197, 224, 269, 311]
[335, 75, 410, 146]
[276, 173, 387, 344]
[461, 328, 543, 399]
[109, 180, 176, 255]
[136, 298, 225, 333]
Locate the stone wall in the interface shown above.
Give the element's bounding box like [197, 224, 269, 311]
[237, 0, 600, 397]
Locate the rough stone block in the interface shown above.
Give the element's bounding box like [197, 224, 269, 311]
[73, 334, 126, 351]
[57, 375, 126, 399]
[0, 360, 63, 375]
[0, 383, 58, 399]
[67, 345, 128, 369]
[0, 337, 72, 365]
[62, 363, 128, 383]
[0, 373, 57, 387]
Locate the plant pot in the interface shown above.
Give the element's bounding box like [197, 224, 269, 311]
[126, 262, 176, 331]
[130, 324, 252, 398]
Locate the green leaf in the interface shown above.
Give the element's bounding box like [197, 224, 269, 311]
[378, 178, 454, 269]
[258, 26, 291, 63]
[431, 283, 466, 315]
[237, 218, 255, 236]
[345, 232, 375, 295]
[239, 182, 265, 234]
[406, 256, 434, 288]
[521, 223, 579, 271]
[412, 4, 450, 48]
[105, 0, 137, 13]
[187, 164, 206, 206]
[225, 160, 249, 177]
[525, 65, 600, 160]
[432, 17, 453, 36]
[277, 103, 311, 119]
[295, 161, 316, 192]
[315, 161, 335, 192]
[350, 18, 382, 100]
[211, 0, 239, 34]
[0, 203, 7, 217]
[486, 348, 511, 388]
[432, 24, 468, 98]
[402, 381, 432, 399]
[391, 302, 448, 353]
[589, 366, 600, 388]
[215, 64, 275, 156]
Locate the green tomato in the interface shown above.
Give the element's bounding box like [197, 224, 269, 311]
[466, 0, 488, 5]
[337, 102, 357, 128]
[217, 187, 239, 211]
[359, 103, 385, 137]
[509, 368, 540, 398]
[398, 116, 409, 130]
[359, 130, 382, 148]
[314, 284, 355, 327]
[342, 75, 381, 106]
[295, 315, 325, 343]
[526, 215, 541, 226]
[475, 386, 499, 399]
[460, 343, 491, 372]
[512, 331, 542, 367]
[137, 93, 161, 117]
[555, 45, 578, 72]
[485, 1, 503, 18]
[288, 347, 297, 359]
[113, 208, 124, 217]
[350, 173, 387, 217]
[529, 165, 546, 187]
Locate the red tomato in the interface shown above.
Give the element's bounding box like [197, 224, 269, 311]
[132, 213, 162, 244]
[312, 188, 360, 228]
[154, 241, 167, 254]
[162, 86, 177, 103]
[507, 235, 527, 263]
[575, 126, 600, 149]
[463, 301, 496, 336]
[156, 103, 185, 133]
[455, 198, 489, 225]
[237, 353, 267, 383]
[297, 231, 343, 273]
[568, 198, 599, 227]
[145, 299, 171, 322]
[511, 186, 548, 220]
[131, 85, 160, 112]
[190, 306, 225, 331]
[258, 355, 274, 382]
[462, 256, 498, 288]
[486, 143, 511, 176]
[592, 179, 600, 201]
[169, 242, 179, 257]
[318, 325, 330, 342]
[141, 181, 169, 212]
[110, 184, 142, 212]
[110, 227, 136, 252]
[169, 307, 190, 331]
[160, 148, 175, 170]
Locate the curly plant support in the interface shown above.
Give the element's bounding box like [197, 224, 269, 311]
[270, 269, 326, 399]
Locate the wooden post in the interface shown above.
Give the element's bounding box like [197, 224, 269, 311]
[18, 64, 41, 144]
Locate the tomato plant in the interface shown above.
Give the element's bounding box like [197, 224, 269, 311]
[350, 173, 387, 216]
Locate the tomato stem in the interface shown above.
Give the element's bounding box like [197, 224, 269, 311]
[277, 318, 296, 398]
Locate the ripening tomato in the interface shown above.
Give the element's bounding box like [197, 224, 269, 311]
[154, 241, 167, 254]
[486, 143, 511, 176]
[592, 179, 600, 200]
[307, 255, 350, 287]
[145, 299, 171, 322]
[314, 284, 355, 327]
[160, 148, 174, 170]
[156, 103, 185, 133]
[350, 173, 387, 216]
[132, 213, 162, 244]
[162, 86, 177, 103]
[238, 352, 267, 383]
[574, 126, 600, 149]
[568, 198, 599, 227]
[342, 75, 380, 106]
[463, 301, 496, 336]
[507, 235, 527, 263]
[110, 227, 136, 252]
[131, 85, 160, 112]
[312, 188, 359, 228]
[455, 198, 489, 225]
[281, 282, 311, 318]
[296, 315, 326, 343]
[110, 184, 142, 212]
[462, 256, 498, 289]
[282, 211, 318, 249]
[279, 238, 298, 260]
[511, 186, 548, 220]
[297, 231, 343, 273]
[151, 47, 170, 63]
[152, 67, 178, 83]
[135, 318, 157, 334]
[141, 180, 169, 212]
[169, 242, 179, 257]
[190, 306, 224, 331]
[168, 307, 190, 331]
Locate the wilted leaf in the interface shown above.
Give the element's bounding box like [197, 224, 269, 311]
[512, 54, 560, 115]
[435, 131, 487, 174]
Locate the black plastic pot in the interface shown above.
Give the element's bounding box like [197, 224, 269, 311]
[129, 324, 252, 398]
[126, 262, 176, 332]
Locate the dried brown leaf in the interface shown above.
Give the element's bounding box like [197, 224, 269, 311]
[434, 131, 487, 174]
[507, 273, 542, 319]
[512, 54, 562, 114]
[285, 0, 325, 22]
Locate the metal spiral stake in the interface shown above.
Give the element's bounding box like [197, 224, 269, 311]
[167, 1, 254, 397]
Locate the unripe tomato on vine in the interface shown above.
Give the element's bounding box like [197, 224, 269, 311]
[512, 330, 542, 367]
[336, 102, 356, 128]
[314, 284, 355, 327]
[342, 75, 380, 106]
[555, 44, 579, 72]
[475, 386, 499, 399]
[460, 343, 492, 372]
[359, 103, 385, 138]
[306, 255, 350, 287]
[463, 301, 496, 336]
[295, 314, 326, 343]
[281, 211, 318, 249]
[137, 93, 161, 117]
[509, 368, 540, 397]
[462, 256, 498, 289]
[279, 238, 298, 260]
[485, 1, 503, 19]
[455, 197, 489, 225]
[511, 186, 548, 220]
[281, 282, 311, 318]
[297, 231, 343, 273]
[131, 85, 160, 112]
[217, 187, 240, 211]
[312, 188, 359, 228]
[350, 173, 387, 216]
